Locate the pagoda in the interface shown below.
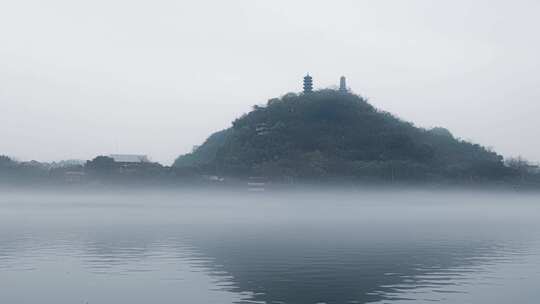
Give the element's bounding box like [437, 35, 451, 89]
[303, 74, 313, 93]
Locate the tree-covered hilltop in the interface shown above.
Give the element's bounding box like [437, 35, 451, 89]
[174, 90, 517, 182]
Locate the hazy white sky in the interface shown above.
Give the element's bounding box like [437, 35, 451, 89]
[1, 0, 539, 164]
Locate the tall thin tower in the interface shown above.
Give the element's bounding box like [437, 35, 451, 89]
[339, 76, 347, 92]
[303, 74, 313, 93]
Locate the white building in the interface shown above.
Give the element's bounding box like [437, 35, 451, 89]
[109, 154, 150, 164]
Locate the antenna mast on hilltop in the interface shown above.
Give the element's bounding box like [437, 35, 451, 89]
[303, 74, 313, 93]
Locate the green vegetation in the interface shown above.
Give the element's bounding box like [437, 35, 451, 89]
[0, 155, 50, 183]
[174, 90, 526, 183]
[84, 156, 166, 181]
[1, 89, 539, 187]
[174, 129, 233, 168]
[0, 155, 168, 186]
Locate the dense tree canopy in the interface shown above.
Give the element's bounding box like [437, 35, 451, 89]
[0, 155, 16, 168]
[85, 156, 116, 176]
[174, 90, 513, 182]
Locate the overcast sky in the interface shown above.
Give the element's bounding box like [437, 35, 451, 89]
[1, 0, 539, 165]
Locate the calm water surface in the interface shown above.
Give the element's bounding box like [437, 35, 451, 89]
[1, 190, 539, 304]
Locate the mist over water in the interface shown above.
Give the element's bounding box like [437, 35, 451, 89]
[1, 189, 539, 304]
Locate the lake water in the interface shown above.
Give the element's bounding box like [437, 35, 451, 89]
[1, 189, 539, 304]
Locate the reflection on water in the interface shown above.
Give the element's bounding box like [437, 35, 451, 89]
[0, 190, 539, 304]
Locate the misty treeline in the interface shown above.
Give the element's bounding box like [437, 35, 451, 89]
[2, 90, 540, 188]
[0, 155, 174, 186]
[1, 153, 539, 189]
[174, 90, 540, 186]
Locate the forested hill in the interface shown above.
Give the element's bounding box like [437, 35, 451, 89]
[174, 90, 512, 181]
